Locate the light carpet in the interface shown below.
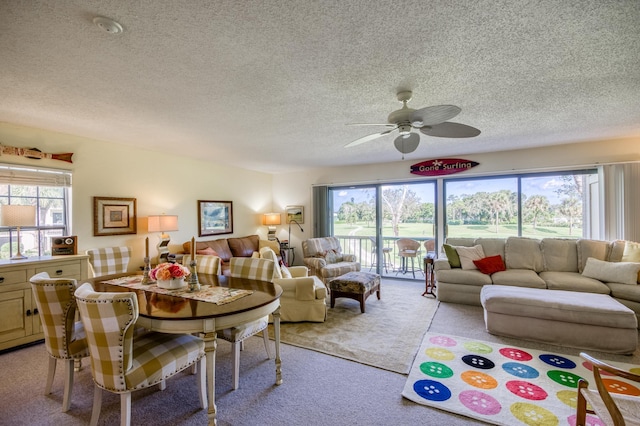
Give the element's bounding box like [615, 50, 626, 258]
[403, 332, 640, 426]
[269, 278, 438, 374]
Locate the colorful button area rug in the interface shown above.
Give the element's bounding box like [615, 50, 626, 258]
[402, 332, 640, 426]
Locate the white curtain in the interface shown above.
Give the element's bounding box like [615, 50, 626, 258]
[600, 162, 640, 242]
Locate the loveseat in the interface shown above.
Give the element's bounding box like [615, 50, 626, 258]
[434, 237, 640, 326]
[183, 234, 281, 276]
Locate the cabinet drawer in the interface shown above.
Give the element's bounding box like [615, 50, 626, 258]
[36, 263, 81, 279]
[0, 270, 28, 286]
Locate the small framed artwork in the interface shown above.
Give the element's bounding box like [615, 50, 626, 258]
[198, 200, 233, 236]
[285, 205, 304, 224]
[93, 197, 137, 236]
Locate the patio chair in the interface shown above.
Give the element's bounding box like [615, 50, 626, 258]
[369, 236, 392, 273]
[396, 238, 423, 278]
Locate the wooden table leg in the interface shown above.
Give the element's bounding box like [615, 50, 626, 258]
[201, 331, 217, 425]
[272, 307, 283, 385]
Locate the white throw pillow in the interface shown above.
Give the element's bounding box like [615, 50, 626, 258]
[259, 247, 282, 279]
[456, 245, 486, 270]
[581, 257, 640, 285]
[280, 263, 292, 279]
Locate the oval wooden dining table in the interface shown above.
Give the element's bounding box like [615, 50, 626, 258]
[88, 272, 283, 426]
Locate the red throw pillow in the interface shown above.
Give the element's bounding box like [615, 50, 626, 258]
[473, 255, 506, 275]
[197, 247, 219, 257]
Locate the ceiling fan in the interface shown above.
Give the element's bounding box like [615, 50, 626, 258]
[345, 90, 481, 155]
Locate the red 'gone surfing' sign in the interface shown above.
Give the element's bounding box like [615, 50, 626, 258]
[410, 158, 479, 176]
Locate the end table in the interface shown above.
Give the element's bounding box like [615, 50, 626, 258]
[422, 253, 436, 297]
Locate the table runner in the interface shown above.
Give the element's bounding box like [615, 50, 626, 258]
[102, 275, 253, 305]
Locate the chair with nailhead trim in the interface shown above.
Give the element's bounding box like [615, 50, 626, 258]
[74, 282, 206, 426]
[29, 272, 90, 412]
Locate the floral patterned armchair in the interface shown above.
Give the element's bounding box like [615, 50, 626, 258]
[302, 237, 360, 285]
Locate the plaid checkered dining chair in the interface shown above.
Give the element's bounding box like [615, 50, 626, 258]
[29, 272, 90, 412]
[223, 257, 274, 390]
[86, 246, 132, 277]
[182, 254, 221, 275]
[74, 283, 206, 426]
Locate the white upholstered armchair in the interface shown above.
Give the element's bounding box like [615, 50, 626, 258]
[302, 236, 361, 285]
[259, 247, 327, 322]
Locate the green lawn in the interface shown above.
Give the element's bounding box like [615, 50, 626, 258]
[334, 221, 581, 239]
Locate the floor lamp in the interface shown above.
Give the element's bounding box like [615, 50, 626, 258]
[288, 219, 304, 246]
[148, 214, 179, 264]
[1, 205, 36, 260]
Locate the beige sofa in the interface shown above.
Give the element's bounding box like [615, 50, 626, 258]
[434, 237, 640, 326]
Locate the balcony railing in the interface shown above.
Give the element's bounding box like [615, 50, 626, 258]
[333, 235, 435, 279]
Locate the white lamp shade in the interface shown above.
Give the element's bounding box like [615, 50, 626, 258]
[394, 133, 420, 154]
[263, 213, 281, 226]
[1, 205, 36, 227]
[148, 215, 179, 232]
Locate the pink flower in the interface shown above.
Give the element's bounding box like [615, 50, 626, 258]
[169, 264, 186, 278]
[150, 262, 190, 281]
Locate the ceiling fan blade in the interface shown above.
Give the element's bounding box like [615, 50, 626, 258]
[393, 133, 420, 154]
[344, 127, 396, 147]
[411, 105, 461, 126]
[346, 123, 396, 127]
[420, 122, 481, 138]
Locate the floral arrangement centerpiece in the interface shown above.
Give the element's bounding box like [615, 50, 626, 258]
[150, 262, 191, 289]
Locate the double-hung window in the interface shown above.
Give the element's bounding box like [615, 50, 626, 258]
[0, 163, 72, 259]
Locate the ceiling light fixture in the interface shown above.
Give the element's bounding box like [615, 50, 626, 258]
[93, 16, 123, 35]
[394, 133, 420, 159]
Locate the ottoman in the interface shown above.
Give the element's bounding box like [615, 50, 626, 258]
[481, 285, 638, 354]
[329, 271, 381, 313]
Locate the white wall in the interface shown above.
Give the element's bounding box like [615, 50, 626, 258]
[272, 137, 640, 251]
[0, 122, 274, 270]
[2, 120, 638, 268]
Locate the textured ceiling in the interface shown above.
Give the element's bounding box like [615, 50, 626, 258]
[1, 1, 639, 174]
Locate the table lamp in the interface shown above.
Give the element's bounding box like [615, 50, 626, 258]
[1, 205, 36, 260]
[263, 213, 281, 241]
[148, 214, 179, 264]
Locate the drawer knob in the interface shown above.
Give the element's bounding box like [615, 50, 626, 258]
[55, 270, 63, 275]
[26, 309, 32, 316]
[0, 277, 4, 283]
[34, 308, 39, 315]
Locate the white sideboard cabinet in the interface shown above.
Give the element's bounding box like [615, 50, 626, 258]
[0, 255, 89, 351]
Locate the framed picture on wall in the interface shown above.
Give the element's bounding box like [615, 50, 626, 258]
[93, 196, 137, 236]
[198, 200, 233, 236]
[285, 205, 304, 224]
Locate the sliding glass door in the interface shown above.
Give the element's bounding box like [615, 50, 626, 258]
[330, 181, 436, 280]
[331, 185, 378, 273]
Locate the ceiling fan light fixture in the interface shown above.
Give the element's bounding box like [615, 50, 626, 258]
[398, 124, 412, 135]
[394, 133, 419, 154]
